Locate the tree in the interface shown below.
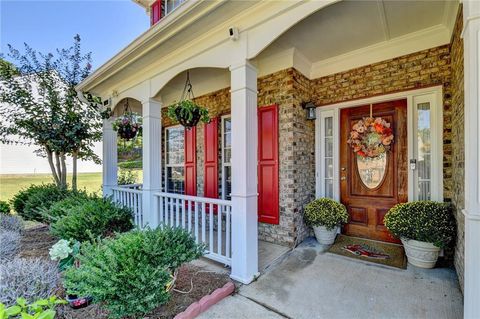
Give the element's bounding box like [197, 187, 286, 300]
[0, 35, 104, 190]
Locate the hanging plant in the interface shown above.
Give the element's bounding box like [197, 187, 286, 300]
[112, 99, 142, 140]
[167, 71, 210, 129]
[347, 106, 394, 158]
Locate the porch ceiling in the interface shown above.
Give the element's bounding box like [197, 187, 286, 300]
[259, 0, 457, 68]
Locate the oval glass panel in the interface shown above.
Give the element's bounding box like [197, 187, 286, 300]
[356, 153, 387, 189]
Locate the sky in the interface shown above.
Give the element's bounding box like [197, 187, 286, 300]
[0, 0, 149, 174]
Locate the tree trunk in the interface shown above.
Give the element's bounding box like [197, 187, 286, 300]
[46, 148, 61, 187]
[61, 153, 67, 189]
[72, 151, 78, 191]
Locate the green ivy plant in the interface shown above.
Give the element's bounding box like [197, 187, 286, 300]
[304, 198, 349, 230]
[384, 201, 456, 248]
[0, 296, 66, 319]
[167, 100, 210, 128]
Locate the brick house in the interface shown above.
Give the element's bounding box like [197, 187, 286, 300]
[77, 1, 480, 317]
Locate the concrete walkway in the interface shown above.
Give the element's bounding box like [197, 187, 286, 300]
[199, 238, 463, 319]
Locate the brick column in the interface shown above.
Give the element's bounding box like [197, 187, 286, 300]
[463, 1, 480, 318]
[229, 60, 259, 284]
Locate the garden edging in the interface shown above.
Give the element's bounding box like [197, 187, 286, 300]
[174, 282, 235, 319]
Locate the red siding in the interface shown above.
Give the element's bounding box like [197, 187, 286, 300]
[150, 0, 162, 26]
[184, 127, 197, 196]
[204, 118, 219, 199]
[258, 105, 279, 224]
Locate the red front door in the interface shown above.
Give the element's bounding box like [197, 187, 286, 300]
[340, 99, 408, 243]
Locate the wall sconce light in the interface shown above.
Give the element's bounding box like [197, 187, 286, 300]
[302, 101, 317, 120]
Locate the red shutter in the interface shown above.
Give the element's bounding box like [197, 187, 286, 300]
[150, 0, 163, 26]
[184, 127, 197, 196]
[204, 118, 219, 199]
[258, 105, 279, 224]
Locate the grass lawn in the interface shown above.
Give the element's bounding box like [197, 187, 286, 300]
[0, 172, 103, 201]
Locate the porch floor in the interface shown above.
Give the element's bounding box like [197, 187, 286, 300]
[199, 237, 463, 319]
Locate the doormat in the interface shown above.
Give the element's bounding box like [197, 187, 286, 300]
[327, 235, 407, 269]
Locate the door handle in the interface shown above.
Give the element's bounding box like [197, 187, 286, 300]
[341, 176, 347, 181]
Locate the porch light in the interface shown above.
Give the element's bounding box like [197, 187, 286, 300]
[302, 101, 317, 120]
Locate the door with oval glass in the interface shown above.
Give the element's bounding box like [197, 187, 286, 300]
[340, 99, 408, 243]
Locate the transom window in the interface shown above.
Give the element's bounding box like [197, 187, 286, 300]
[222, 116, 232, 200]
[165, 126, 185, 194]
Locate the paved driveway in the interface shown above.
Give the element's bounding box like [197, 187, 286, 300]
[199, 238, 463, 319]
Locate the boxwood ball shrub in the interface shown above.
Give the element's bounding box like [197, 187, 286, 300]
[50, 196, 134, 242]
[11, 184, 73, 222]
[384, 201, 456, 248]
[304, 198, 349, 230]
[64, 227, 204, 319]
[0, 258, 59, 306]
[0, 201, 10, 215]
[40, 192, 90, 224]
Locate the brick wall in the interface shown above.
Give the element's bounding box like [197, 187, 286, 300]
[450, 6, 465, 292]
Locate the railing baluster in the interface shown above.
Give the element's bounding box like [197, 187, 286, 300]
[194, 201, 199, 243]
[201, 202, 206, 245]
[176, 198, 180, 227]
[159, 196, 164, 225]
[209, 203, 214, 254]
[217, 204, 222, 255]
[226, 205, 231, 258]
[188, 200, 192, 232]
[169, 197, 174, 227]
[181, 199, 186, 229]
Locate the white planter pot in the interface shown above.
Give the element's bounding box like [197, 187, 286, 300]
[401, 238, 441, 269]
[313, 225, 338, 245]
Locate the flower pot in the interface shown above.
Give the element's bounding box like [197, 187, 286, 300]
[401, 238, 441, 269]
[313, 225, 338, 245]
[118, 126, 138, 140]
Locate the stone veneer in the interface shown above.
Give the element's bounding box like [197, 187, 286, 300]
[450, 6, 465, 292]
[159, 6, 465, 256]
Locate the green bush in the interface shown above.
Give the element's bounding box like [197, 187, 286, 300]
[50, 196, 134, 242]
[117, 169, 138, 185]
[304, 198, 349, 230]
[40, 193, 90, 224]
[11, 184, 72, 222]
[0, 296, 66, 319]
[64, 227, 204, 319]
[0, 201, 10, 215]
[384, 201, 456, 248]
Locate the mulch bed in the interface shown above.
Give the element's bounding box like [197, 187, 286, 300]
[17, 225, 232, 319]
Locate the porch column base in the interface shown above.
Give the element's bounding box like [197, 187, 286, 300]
[463, 209, 480, 318]
[142, 189, 160, 229]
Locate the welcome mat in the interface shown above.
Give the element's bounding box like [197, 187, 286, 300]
[328, 235, 407, 269]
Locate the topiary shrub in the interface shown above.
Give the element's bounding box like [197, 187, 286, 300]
[0, 258, 59, 306]
[64, 227, 204, 319]
[0, 215, 23, 234]
[11, 184, 74, 222]
[0, 231, 21, 262]
[384, 201, 456, 248]
[0, 201, 10, 215]
[304, 198, 349, 230]
[50, 196, 134, 242]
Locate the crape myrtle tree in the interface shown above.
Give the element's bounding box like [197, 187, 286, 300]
[0, 35, 106, 190]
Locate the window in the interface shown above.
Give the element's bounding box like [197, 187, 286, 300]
[416, 102, 431, 200]
[165, 126, 185, 194]
[221, 116, 232, 200]
[318, 111, 335, 199]
[165, 0, 185, 15]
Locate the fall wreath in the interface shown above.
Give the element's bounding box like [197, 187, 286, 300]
[347, 117, 394, 158]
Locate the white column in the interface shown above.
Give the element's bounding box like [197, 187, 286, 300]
[102, 118, 118, 197]
[229, 60, 259, 284]
[463, 2, 480, 318]
[142, 98, 162, 229]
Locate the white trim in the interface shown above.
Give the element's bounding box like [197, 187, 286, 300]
[314, 86, 444, 202]
[221, 115, 232, 200]
[310, 25, 451, 79]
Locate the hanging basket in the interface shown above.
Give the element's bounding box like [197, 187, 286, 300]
[113, 99, 142, 141]
[167, 71, 210, 129]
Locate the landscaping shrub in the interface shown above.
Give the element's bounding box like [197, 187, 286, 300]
[0, 215, 23, 234]
[0, 258, 59, 306]
[40, 192, 90, 224]
[0, 296, 66, 319]
[11, 184, 73, 222]
[50, 196, 134, 242]
[304, 198, 349, 230]
[117, 169, 138, 185]
[118, 159, 142, 170]
[64, 227, 204, 318]
[0, 201, 10, 215]
[384, 201, 456, 248]
[0, 231, 21, 262]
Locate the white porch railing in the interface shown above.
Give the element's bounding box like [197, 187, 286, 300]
[154, 192, 232, 266]
[112, 185, 144, 226]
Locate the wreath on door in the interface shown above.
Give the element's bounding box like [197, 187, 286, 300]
[347, 105, 394, 158]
